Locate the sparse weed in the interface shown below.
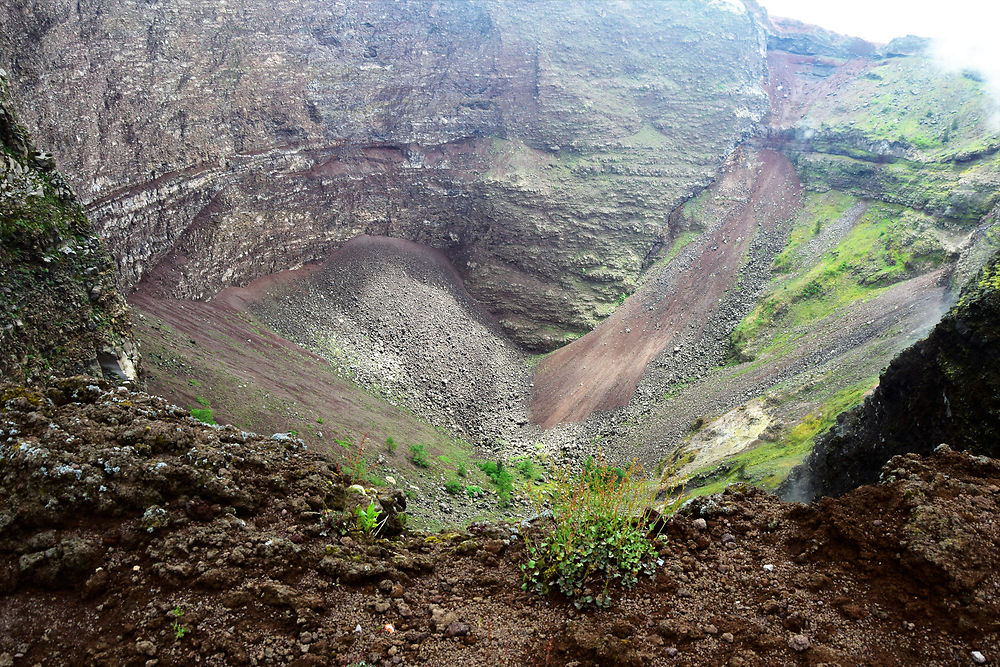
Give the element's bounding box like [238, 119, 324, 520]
[514, 457, 542, 480]
[386, 436, 397, 453]
[345, 434, 371, 483]
[169, 607, 189, 640]
[409, 443, 430, 468]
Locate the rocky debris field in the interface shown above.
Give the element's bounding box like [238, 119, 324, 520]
[248, 235, 534, 448]
[2, 377, 999, 665]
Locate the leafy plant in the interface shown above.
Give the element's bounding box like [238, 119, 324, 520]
[169, 607, 189, 640]
[478, 460, 514, 505]
[409, 443, 429, 468]
[444, 478, 462, 495]
[521, 455, 658, 609]
[465, 485, 482, 498]
[355, 500, 383, 535]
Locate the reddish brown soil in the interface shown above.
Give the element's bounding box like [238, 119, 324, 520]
[2, 379, 999, 665]
[529, 148, 803, 427]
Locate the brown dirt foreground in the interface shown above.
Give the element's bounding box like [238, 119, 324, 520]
[2, 379, 999, 666]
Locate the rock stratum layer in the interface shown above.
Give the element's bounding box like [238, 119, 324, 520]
[1, 0, 768, 350]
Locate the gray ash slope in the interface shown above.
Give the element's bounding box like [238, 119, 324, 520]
[248, 235, 533, 448]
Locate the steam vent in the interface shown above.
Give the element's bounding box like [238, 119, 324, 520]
[2, 1, 1000, 664]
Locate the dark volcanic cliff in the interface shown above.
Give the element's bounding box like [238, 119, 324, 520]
[0, 0, 768, 350]
[783, 247, 1000, 501]
[0, 72, 136, 382]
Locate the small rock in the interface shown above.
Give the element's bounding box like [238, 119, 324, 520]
[763, 564, 775, 572]
[444, 621, 470, 638]
[666, 647, 678, 657]
[704, 624, 718, 635]
[972, 651, 986, 664]
[135, 640, 157, 657]
[721, 632, 734, 643]
[378, 579, 394, 593]
[374, 601, 391, 613]
[692, 518, 707, 530]
[788, 634, 810, 652]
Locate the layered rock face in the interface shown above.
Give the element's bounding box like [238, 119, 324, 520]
[783, 248, 1000, 501]
[1, 0, 768, 350]
[0, 73, 136, 382]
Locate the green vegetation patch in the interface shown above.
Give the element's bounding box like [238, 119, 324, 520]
[733, 202, 948, 358]
[190, 407, 217, 426]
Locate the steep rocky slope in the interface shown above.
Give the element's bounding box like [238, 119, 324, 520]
[783, 248, 1000, 501]
[2, 377, 999, 665]
[1, 0, 767, 350]
[0, 72, 136, 382]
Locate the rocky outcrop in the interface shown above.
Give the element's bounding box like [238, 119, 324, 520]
[0, 72, 137, 382]
[782, 249, 1000, 500]
[1, 0, 769, 350]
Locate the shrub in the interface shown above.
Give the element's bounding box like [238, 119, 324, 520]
[514, 457, 541, 480]
[386, 436, 397, 453]
[444, 478, 462, 495]
[409, 443, 430, 468]
[190, 407, 217, 425]
[521, 455, 658, 608]
[465, 485, 482, 498]
[478, 460, 514, 504]
[457, 463, 467, 478]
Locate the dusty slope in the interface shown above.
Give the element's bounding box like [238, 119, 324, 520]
[131, 272, 531, 530]
[529, 147, 801, 427]
[2, 378, 999, 666]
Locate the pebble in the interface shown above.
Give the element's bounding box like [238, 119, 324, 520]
[788, 634, 810, 652]
[666, 647, 679, 657]
[972, 651, 986, 664]
[692, 518, 708, 530]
